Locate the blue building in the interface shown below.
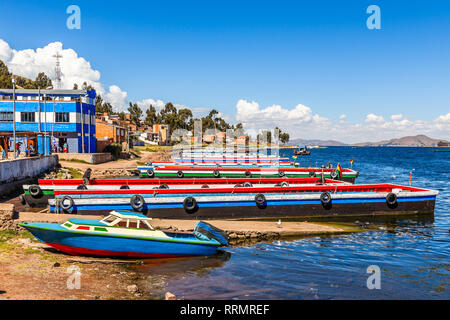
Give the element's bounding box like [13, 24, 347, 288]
[0, 88, 96, 155]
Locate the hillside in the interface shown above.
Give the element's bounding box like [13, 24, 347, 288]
[352, 135, 449, 147]
[288, 138, 348, 147]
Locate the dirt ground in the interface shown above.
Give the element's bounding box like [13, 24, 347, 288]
[0, 230, 168, 300]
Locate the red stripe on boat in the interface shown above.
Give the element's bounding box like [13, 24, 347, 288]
[46, 243, 187, 258]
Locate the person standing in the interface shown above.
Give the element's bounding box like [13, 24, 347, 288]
[15, 142, 21, 158]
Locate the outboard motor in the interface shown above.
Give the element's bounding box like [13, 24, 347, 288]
[194, 221, 230, 246]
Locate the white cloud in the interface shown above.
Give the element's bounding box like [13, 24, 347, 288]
[0, 38, 128, 110]
[391, 114, 403, 120]
[234, 99, 450, 143]
[365, 113, 385, 123]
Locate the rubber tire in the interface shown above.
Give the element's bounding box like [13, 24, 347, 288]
[28, 185, 42, 198]
[243, 182, 253, 188]
[244, 171, 252, 178]
[320, 192, 332, 205]
[120, 185, 130, 190]
[386, 192, 398, 207]
[201, 184, 209, 188]
[278, 171, 285, 177]
[130, 195, 145, 211]
[177, 171, 184, 178]
[281, 181, 289, 188]
[213, 170, 220, 178]
[77, 184, 87, 190]
[60, 196, 74, 211]
[309, 171, 316, 178]
[255, 193, 266, 206]
[159, 184, 169, 189]
[147, 169, 155, 178]
[183, 197, 198, 214]
[330, 171, 338, 179]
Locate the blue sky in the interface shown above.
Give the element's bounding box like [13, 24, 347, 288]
[0, 0, 449, 141]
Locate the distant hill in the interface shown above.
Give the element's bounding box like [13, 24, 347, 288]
[288, 138, 348, 146]
[352, 135, 449, 147]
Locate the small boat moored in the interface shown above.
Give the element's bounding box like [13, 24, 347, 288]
[19, 210, 229, 258]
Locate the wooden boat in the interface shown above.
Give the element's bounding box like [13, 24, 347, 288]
[149, 161, 296, 167]
[293, 146, 311, 156]
[21, 177, 345, 207]
[47, 184, 439, 219]
[19, 210, 228, 258]
[137, 165, 359, 183]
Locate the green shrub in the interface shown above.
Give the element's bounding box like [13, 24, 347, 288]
[104, 143, 122, 160]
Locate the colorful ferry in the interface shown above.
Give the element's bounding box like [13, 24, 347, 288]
[19, 210, 229, 258]
[47, 184, 439, 219]
[21, 177, 345, 207]
[137, 165, 359, 183]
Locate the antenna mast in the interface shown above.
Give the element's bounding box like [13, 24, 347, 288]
[53, 52, 62, 89]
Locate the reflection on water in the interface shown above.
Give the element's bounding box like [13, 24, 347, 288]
[131, 147, 450, 299]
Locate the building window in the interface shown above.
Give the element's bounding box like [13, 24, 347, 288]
[21, 112, 35, 122]
[0, 112, 13, 122]
[55, 112, 70, 123]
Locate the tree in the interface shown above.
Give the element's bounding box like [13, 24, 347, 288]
[34, 72, 53, 88]
[0, 60, 12, 88]
[144, 104, 157, 126]
[128, 102, 143, 127]
[178, 108, 193, 130]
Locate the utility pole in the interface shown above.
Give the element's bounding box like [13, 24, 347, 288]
[12, 78, 16, 159]
[44, 93, 47, 155]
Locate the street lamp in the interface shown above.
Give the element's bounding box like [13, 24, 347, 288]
[12, 78, 16, 159]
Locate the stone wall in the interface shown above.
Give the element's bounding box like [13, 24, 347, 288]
[0, 155, 58, 196]
[56, 152, 113, 164]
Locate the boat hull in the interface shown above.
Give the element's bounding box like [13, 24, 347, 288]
[50, 194, 437, 219]
[20, 223, 220, 257]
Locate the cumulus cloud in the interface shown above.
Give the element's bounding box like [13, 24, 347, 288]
[365, 113, 385, 123]
[391, 114, 403, 120]
[234, 99, 450, 143]
[0, 38, 128, 110]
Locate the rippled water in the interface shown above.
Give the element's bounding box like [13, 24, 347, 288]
[135, 147, 450, 299]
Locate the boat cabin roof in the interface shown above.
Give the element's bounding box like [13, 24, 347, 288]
[110, 210, 151, 220]
[99, 211, 154, 229]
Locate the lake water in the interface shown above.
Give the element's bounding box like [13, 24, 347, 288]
[134, 147, 450, 299]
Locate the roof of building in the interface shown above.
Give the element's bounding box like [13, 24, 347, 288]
[0, 88, 96, 98]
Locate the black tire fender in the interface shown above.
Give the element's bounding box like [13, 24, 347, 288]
[130, 194, 145, 211]
[243, 182, 253, 188]
[330, 171, 338, 179]
[28, 185, 42, 198]
[320, 192, 332, 205]
[77, 184, 87, 190]
[120, 185, 130, 190]
[386, 192, 398, 207]
[255, 193, 266, 206]
[159, 183, 169, 189]
[60, 196, 74, 211]
[183, 196, 198, 213]
[281, 181, 289, 187]
[147, 169, 155, 178]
